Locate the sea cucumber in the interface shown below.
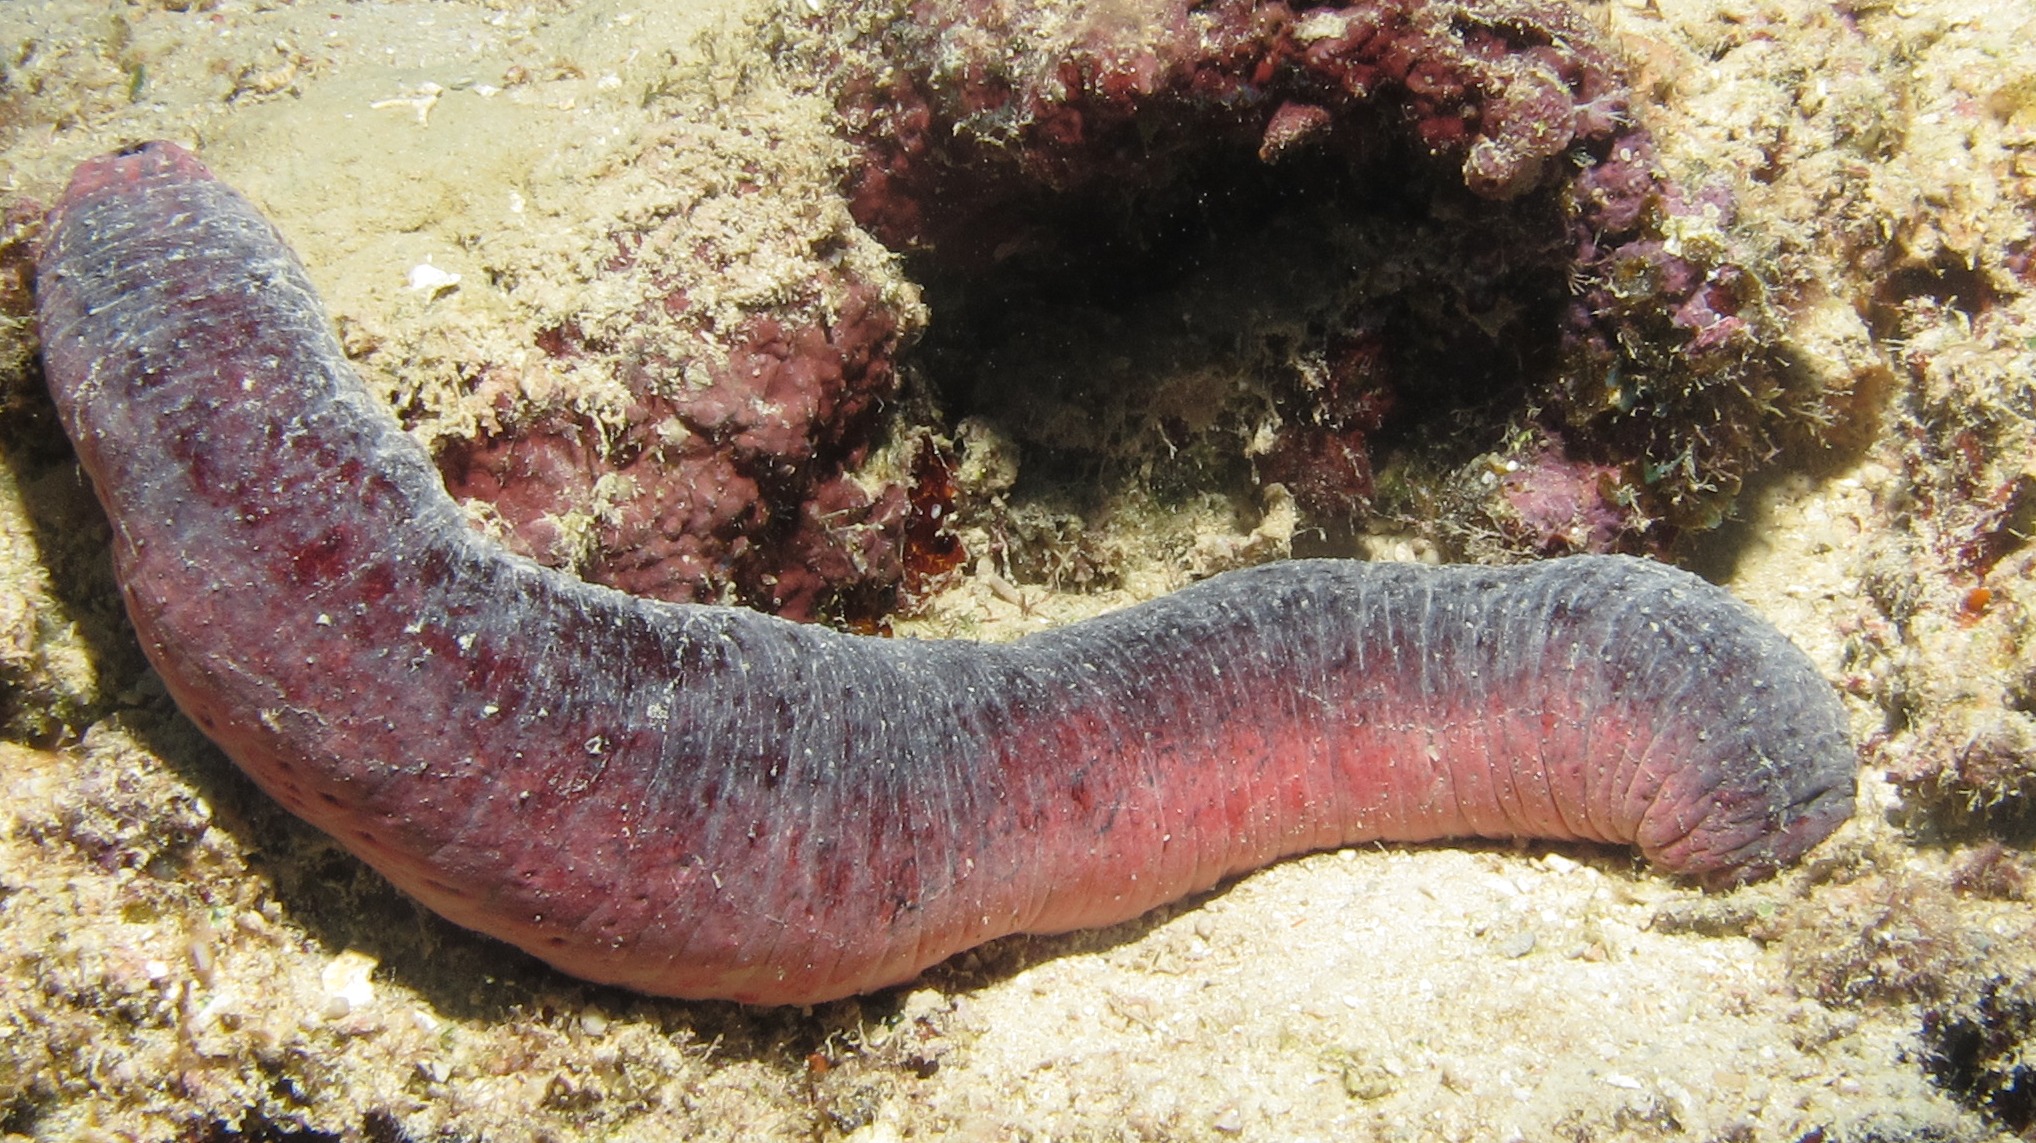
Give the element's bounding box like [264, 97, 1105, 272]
[35, 142, 1855, 1005]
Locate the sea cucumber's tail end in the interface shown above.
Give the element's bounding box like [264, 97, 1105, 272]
[1599, 558, 1862, 889]
[54, 141, 211, 213]
[1655, 712, 1859, 890]
[42, 143, 218, 297]
[1685, 774, 1858, 890]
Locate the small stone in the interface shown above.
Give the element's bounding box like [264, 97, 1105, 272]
[405, 262, 461, 297]
[318, 949, 378, 1019]
[1343, 1060, 1400, 1100]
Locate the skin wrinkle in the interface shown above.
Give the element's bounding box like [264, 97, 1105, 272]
[944, 674, 1001, 942]
[1214, 606, 1264, 880]
[861, 658, 916, 971]
[1412, 574, 1455, 835]
[1608, 614, 1723, 844]
[1127, 642, 1178, 918]
[1458, 584, 1505, 839]
[635, 665, 687, 826]
[1439, 586, 1480, 837]
[1571, 565, 1638, 843]
[893, 687, 949, 1000]
[1099, 649, 1164, 898]
[1133, 626, 1187, 911]
[36, 142, 1858, 1003]
[1609, 688, 1698, 851]
[802, 647, 862, 993]
[1642, 785, 1723, 870]
[1294, 592, 1342, 859]
[967, 664, 1039, 936]
[1460, 584, 1509, 840]
[699, 623, 758, 906]
[1360, 580, 1402, 840]
[871, 655, 931, 945]
[1596, 603, 1693, 823]
[1308, 588, 1356, 858]
[920, 651, 973, 955]
[424, 758, 518, 895]
[1379, 569, 1419, 838]
[1417, 579, 1453, 837]
[1188, 611, 1229, 883]
[899, 660, 960, 953]
[1309, 594, 1355, 864]
[1626, 613, 1755, 857]
[760, 632, 825, 979]
[1648, 749, 1734, 860]
[1531, 574, 1588, 843]
[1513, 565, 1574, 841]
[1573, 584, 1626, 844]
[1490, 577, 1546, 843]
[688, 636, 765, 989]
[1620, 582, 1724, 837]
[1048, 646, 1114, 917]
[1123, 638, 1195, 907]
[1173, 621, 1216, 888]
[1555, 575, 1616, 844]
[1282, 591, 1321, 855]
[1576, 602, 1673, 845]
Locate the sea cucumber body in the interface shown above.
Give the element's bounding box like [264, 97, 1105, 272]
[36, 143, 1855, 1004]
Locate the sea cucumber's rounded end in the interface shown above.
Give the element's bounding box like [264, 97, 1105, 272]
[57, 141, 213, 209]
[1690, 777, 1858, 890]
[1651, 707, 1859, 889]
[1600, 556, 1862, 888]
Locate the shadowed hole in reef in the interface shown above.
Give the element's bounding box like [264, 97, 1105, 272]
[1868, 249, 2005, 336]
[896, 143, 1572, 549]
[1921, 980, 2036, 1133]
[191, 1110, 343, 1142]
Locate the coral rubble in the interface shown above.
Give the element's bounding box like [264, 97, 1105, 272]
[813, 0, 1843, 560]
[389, 0, 1863, 624]
[435, 276, 912, 620]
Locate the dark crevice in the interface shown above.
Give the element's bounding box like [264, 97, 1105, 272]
[900, 142, 1571, 526]
[1921, 979, 2036, 1134]
[1869, 250, 2004, 337]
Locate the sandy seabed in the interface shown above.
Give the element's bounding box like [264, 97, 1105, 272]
[1, 0, 2034, 1140]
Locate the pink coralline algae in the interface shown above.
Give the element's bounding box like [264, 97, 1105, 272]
[838, 0, 1633, 251]
[824, 0, 1823, 550]
[361, 0, 1830, 625]
[436, 283, 911, 621]
[1495, 438, 1644, 554]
